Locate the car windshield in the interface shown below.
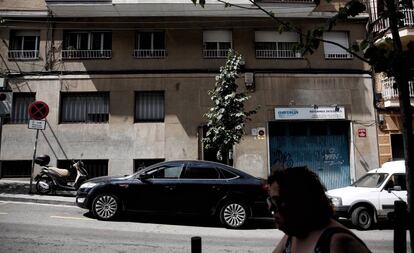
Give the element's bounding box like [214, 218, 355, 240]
[352, 173, 389, 188]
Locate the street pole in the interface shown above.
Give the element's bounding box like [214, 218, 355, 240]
[29, 129, 39, 194]
[385, 0, 414, 250]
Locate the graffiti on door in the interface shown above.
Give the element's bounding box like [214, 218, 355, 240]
[270, 149, 294, 172]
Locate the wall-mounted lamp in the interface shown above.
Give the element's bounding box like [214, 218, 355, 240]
[244, 72, 255, 91]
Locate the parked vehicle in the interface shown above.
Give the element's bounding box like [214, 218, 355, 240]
[76, 160, 270, 228]
[326, 160, 407, 230]
[34, 155, 88, 194]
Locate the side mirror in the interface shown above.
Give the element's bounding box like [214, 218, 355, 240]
[388, 185, 402, 193]
[139, 173, 151, 181]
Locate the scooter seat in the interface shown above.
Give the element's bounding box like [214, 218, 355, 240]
[47, 167, 70, 177]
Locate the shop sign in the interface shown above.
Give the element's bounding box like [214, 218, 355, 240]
[275, 106, 345, 120]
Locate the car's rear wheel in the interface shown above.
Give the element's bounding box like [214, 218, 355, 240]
[92, 194, 120, 221]
[351, 206, 373, 230]
[219, 202, 248, 229]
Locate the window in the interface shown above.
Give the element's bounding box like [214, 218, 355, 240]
[148, 164, 184, 179]
[58, 159, 108, 181]
[182, 164, 220, 179]
[8, 93, 35, 124]
[1, 160, 32, 177]
[134, 159, 165, 172]
[62, 31, 112, 59]
[8, 30, 40, 60]
[323, 32, 352, 59]
[255, 31, 301, 59]
[203, 30, 232, 58]
[135, 91, 164, 122]
[134, 31, 166, 58]
[60, 92, 109, 123]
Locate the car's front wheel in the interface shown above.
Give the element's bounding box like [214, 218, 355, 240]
[351, 206, 373, 230]
[219, 202, 248, 229]
[92, 194, 120, 221]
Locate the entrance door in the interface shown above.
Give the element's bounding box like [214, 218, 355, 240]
[269, 121, 350, 190]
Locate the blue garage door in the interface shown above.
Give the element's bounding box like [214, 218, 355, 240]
[269, 121, 350, 190]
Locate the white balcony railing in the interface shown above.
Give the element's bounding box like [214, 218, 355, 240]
[133, 49, 166, 59]
[324, 53, 353, 59]
[256, 49, 302, 59]
[62, 50, 112, 59]
[382, 77, 414, 106]
[374, 9, 414, 33]
[8, 50, 39, 60]
[203, 49, 229, 58]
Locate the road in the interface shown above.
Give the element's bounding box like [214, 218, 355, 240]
[0, 200, 409, 253]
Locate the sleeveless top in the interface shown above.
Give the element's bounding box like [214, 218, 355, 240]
[282, 227, 371, 253]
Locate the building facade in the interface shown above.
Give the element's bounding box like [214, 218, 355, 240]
[365, 0, 414, 165]
[0, 0, 378, 189]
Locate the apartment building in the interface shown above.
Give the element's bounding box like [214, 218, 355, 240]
[0, 0, 378, 189]
[365, 0, 414, 164]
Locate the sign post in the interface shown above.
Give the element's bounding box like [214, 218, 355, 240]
[28, 101, 49, 194]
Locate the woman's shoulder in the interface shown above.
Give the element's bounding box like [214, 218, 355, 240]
[316, 223, 371, 253]
[272, 234, 289, 253]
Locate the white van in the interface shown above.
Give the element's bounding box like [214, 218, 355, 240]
[326, 160, 407, 230]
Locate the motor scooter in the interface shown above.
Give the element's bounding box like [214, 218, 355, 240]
[34, 155, 88, 194]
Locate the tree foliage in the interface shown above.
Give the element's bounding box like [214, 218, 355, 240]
[204, 50, 257, 162]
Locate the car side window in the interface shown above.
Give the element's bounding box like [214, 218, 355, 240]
[218, 168, 238, 179]
[148, 164, 183, 179]
[182, 164, 220, 179]
[392, 174, 407, 190]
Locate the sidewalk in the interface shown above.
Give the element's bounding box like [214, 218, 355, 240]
[0, 178, 76, 206]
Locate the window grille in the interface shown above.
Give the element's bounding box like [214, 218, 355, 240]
[0, 160, 32, 178]
[60, 92, 109, 123]
[62, 31, 112, 59]
[8, 30, 40, 60]
[134, 31, 166, 58]
[9, 93, 35, 124]
[135, 91, 165, 122]
[323, 32, 352, 59]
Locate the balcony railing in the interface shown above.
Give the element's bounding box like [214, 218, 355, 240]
[324, 53, 353, 59]
[256, 49, 302, 59]
[373, 9, 414, 33]
[203, 49, 229, 58]
[8, 50, 39, 60]
[62, 50, 112, 59]
[381, 77, 414, 107]
[133, 49, 166, 59]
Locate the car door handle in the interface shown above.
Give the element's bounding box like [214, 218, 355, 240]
[165, 186, 175, 190]
[212, 186, 221, 191]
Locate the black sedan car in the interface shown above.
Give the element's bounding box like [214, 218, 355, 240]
[76, 160, 270, 228]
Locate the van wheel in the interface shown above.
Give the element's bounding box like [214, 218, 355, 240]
[92, 194, 120, 221]
[219, 201, 248, 229]
[351, 206, 373, 230]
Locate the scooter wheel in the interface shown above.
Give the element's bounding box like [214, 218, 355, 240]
[36, 176, 52, 194]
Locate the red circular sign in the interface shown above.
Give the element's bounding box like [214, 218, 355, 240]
[28, 101, 49, 120]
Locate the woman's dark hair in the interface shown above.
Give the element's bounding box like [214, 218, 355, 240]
[267, 166, 333, 235]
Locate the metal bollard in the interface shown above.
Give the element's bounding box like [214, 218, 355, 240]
[393, 200, 407, 253]
[191, 236, 202, 253]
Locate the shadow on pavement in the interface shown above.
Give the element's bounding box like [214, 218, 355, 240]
[82, 211, 275, 230]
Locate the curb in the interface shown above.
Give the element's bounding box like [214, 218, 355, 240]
[0, 193, 76, 206]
